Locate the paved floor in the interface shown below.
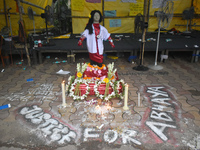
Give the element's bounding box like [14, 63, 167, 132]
[0, 52, 200, 150]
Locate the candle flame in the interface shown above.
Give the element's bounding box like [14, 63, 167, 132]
[106, 103, 111, 110]
[96, 105, 100, 109]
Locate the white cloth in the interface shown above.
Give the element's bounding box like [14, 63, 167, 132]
[81, 24, 110, 55]
[56, 69, 70, 75]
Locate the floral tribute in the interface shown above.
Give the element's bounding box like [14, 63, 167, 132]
[67, 62, 125, 101]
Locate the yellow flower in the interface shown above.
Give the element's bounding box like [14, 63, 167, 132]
[77, 72, 82, 78]
[103, 78, 109, 83]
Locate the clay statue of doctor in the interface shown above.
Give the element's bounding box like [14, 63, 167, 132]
[78, 10, 115, 67]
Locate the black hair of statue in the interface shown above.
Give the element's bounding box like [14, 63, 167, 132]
[85, 10, 103, 34]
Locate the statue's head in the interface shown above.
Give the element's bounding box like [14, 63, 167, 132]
[90, 10, 102, 23]
[85, 10, 103, 34]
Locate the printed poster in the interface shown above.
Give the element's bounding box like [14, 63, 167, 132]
[104, 10, 116, 17]
[129, 0, 144, 16]
[109, 19, 121, 27]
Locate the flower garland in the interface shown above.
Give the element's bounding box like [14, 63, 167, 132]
[94, 80, 115, 101]
[69, 78, 90, 100]
[66, 76, 75, 93]
[83, 76, 115, 81]
[88, 63, 106, 70]
[114, 79, 125, 99]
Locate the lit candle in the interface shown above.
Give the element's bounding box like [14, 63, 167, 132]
[96, 105, 100, 109]
[138, 92, 140, 107]
[61, 80, 67, 107]
[123, 84, 129, 110]
[107, 104, 111, 110]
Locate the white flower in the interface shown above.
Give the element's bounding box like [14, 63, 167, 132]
[77, 63, 80, 72]
[81, 63, 88, 73]
[68, 76, 71, 82]
[113, 68, 117, 75]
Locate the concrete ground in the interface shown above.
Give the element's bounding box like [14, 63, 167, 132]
[0, 52, 200, 150]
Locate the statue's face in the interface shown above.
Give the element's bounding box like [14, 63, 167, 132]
[93, 12, 100, 23]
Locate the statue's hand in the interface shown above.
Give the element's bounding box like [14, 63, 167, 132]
[78, 40, 82, 46]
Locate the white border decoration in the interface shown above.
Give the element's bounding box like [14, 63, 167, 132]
[69, 79, 90, 100]
[94, 80, 115, 101]
[114, 79, 125, 100]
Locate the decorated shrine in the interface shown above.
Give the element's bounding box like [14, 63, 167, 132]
[66, 62, 126, 101]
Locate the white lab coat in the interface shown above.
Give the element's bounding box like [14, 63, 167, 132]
[81, 24, 110, 55]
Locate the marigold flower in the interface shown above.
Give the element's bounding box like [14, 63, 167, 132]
[103, 78, 109, 83]
[77, 72, 82, 78]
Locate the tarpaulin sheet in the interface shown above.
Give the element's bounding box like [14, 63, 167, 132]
[71, 0, 200, 34]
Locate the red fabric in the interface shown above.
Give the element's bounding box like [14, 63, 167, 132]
[76, 82, 122, 96]
[78, 36, 85, 46]
[74, 68, 120, 96]
[93, 23, 100, 34]
[108, 36, 115, 48]
[83, 67, 108, 78]
[79, 83, 115, 95]
[77, 70, 119, 80]
[89, 23, 103, 63]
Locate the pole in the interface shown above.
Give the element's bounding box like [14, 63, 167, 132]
[155, 20, 161, 66]
[3, 0, 8, 27]
[190, 0, 194, 31]
[8, 9, 13, 37]
[133, 0, 149, 71]
[7, 8, 13, 65]
[20, 0, 45, 10]
[141, 0, 148, 65]
[16, 0, 31, 66]
[147, 0, 151, 32]
[102, 0, 104, 26]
